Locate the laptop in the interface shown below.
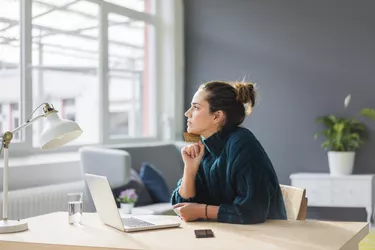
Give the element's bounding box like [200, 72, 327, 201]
[85, 173, 181, 232]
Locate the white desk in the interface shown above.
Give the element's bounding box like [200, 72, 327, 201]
[291, 173, 375, 224]
[0, 212, 369, 250]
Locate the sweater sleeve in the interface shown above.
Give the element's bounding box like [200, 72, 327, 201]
[217, 138, 272, 224]
[170, 170, 208, 205]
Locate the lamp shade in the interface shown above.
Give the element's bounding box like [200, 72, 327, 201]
[39, 112, 83, 150]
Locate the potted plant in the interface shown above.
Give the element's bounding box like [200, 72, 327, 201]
[116, 188, 138, 214]
[314, 94, 375, 176]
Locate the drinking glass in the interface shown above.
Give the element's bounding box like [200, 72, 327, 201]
[68, 192, 83, 224]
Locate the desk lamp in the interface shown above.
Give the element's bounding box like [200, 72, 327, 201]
[0, 103, 83, 233]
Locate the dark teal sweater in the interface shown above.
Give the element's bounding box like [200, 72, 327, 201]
[171, 126, 287, 224]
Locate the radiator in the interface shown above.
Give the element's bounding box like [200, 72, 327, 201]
[0, 181, 85, 220]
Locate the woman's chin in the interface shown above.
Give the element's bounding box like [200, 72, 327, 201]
[187, 127, 198, 134]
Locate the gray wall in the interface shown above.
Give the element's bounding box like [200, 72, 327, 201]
[184, 0, 375, 221]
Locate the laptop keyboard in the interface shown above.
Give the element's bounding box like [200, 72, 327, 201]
[122, 217, 155, 228]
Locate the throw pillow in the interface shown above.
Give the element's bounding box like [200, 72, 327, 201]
[139, 163, 171, 203]
[112, 169, 154, 207]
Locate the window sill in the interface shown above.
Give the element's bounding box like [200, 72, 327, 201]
[0, 152, 80, 168]
[0, 140, 188, 168]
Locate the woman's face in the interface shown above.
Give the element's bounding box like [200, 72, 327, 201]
[185, 90, 221, 138]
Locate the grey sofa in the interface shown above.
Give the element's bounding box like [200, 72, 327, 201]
[79, 142, 186, 215]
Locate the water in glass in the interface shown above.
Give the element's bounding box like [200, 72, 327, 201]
[68, 193, 83, 224]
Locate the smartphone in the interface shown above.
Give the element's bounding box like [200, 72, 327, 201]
[194, 229, 214, 238]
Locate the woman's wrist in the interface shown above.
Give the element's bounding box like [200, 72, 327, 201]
[202, 205, 219, 220]
[199, 204, 207, 219]
[204, 204, 209, 220]
[183, 167, 198, 179]
[197, 204, 209, 220]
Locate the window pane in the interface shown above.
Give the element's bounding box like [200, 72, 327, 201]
[31, 0, 100, 147]
[35, 0, 78, 7]
[0, 0, 21, 141]
[68, 1, 98, 16]
[108, 13, 156, 138]
[105, 0, 155, 14]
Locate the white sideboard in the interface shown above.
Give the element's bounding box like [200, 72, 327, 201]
[290, 173, 375, 224]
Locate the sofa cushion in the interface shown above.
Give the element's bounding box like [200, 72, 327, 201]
[140, 163, 171, 203]
[111, 143, 184, 193]
[112, 169, 153, 207]
[79, 147, 131, 188]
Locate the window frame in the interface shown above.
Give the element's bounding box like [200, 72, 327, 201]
[2, 0, 184, 157]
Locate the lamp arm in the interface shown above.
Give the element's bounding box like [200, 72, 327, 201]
[11, 114, 44, 135]
[8, 102, 55, 137]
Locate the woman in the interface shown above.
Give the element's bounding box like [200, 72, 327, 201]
[171, 80, 287, 224]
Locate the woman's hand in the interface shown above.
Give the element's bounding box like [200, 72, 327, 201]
[173, 203, 205, 222]
[181, 141, 205, 176]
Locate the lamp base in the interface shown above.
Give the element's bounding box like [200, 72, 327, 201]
[0, 220, 28, 233]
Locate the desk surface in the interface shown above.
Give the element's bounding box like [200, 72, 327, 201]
[0, 212, 369, 250]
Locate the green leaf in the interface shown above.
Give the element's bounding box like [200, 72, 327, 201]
[314, 112, 370, 152]
[333, 123, 344, 133]
[321, 141, 330, 150]
[360, 108, 375, 120]
[313, 132, 319, 140]
[349, 133, 360, 141]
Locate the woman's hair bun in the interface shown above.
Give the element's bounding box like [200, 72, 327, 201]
[232, 81, 256, 107]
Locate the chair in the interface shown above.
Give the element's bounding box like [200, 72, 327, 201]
[280, 184, 308, 220]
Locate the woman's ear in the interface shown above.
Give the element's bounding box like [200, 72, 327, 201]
[213, 110, 225, 124]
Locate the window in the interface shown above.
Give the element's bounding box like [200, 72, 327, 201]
[110, 111, 129, 136]
[0, 0, 183, 154]
[10, 102, 19, 111]
[62, 98, 75, 106]
[0, 0, 21, 138]
[0, 104, 2, 134]
[62, 98, 76, 122]
[108, 13, 155, 138]
[66, 113, 76, 122]
[14, 117, 20, 139]
[14, 117, 19, 128]
[31, 0, 99, 147]
[105, 0, 155, 14]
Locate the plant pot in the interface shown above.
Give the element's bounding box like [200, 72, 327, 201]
[120, 203, 134, 214]
[328, 151, 356, 176]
